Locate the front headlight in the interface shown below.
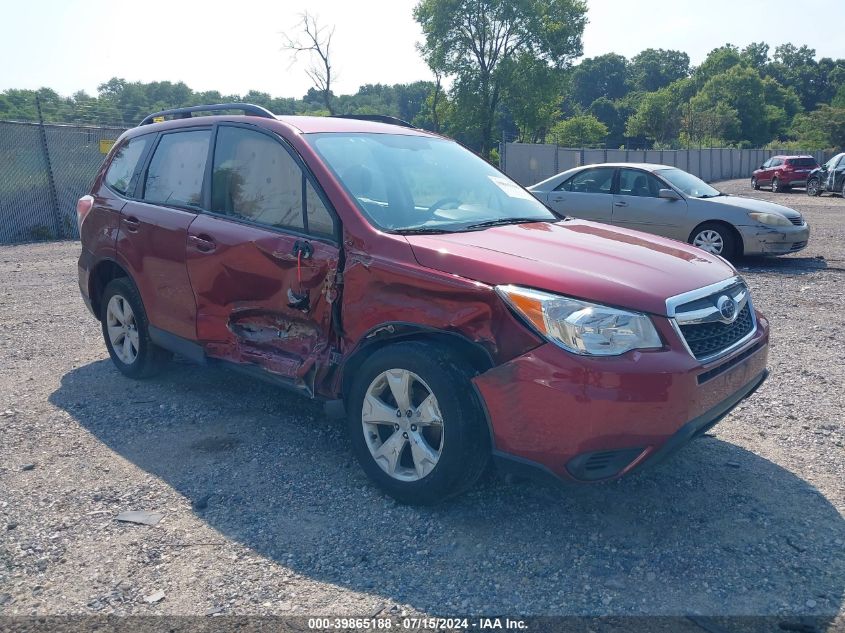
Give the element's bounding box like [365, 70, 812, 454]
[496, 285, 662, 356]
[748, 211, 792, 227]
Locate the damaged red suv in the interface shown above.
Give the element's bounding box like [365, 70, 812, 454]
[77, 104, 770, 503]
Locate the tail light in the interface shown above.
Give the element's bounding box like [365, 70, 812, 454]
[77, 195, 94, 231]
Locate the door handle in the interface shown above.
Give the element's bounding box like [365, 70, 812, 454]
[550, 195, 566, 202]
[123, 216, 140, 232]
[188, 234, 216, 253]
[614, 201, 628, 207]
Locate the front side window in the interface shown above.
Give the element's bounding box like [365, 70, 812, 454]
[618, 169, 663, 197]
[105, 136, 151, 195]
[558, 167, 615, 194]
[211, 126, 304, 230]
[771, 158, 783, 167]
[761, 159, 772, 168]
[306, 133, 555, 232]
[144, 130, 211, 208]
[825, 154, 844, 170]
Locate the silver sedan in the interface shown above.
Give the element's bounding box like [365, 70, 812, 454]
[528, 163, 810, 259]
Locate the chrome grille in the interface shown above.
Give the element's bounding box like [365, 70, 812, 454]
[789, 216, 804, 226]
[679, 304, 754, 360]
[666, 277, 757, 362]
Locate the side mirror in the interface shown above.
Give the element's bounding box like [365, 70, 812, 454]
[658, 188, 681, 201]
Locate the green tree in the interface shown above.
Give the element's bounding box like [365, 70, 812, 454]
[740, 42, 769, 69]
[569, 53, 628, 107]
[695, 45, 743, 84]
[414, 0, 588, 158]
[501, 53, 562, 142]
[625, 87, 681, 145]
[694, 65, 769, 145]
[547, 114, 607, 146]
[629, 48, 690, 92]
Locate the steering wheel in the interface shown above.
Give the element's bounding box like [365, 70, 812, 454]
[427, 197, 461, 215]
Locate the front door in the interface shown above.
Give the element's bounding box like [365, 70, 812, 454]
[185, 124, 340, 392]
[611, 168, 687, 239]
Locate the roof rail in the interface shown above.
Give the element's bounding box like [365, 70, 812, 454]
[330, 114, 415, 129]
[139, 103, 275, 126]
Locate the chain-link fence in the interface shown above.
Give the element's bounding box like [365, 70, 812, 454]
[500, 142, 832, 186]
[0, 120, 126, 244]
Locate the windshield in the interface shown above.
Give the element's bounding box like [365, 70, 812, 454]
[655, 168, 722, 198]
[306, 133, 556, 232]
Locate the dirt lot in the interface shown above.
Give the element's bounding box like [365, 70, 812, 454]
[1, 179, 843, 625]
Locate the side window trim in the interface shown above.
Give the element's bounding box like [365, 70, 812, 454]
[206, 122, 340, 243]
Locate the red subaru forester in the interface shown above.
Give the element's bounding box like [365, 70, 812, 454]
[77, 104, 769, 504]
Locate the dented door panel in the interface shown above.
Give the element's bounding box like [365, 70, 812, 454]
[185, 213, 338, 389]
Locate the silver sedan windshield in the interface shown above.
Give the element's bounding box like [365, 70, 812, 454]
[656, 168, 721, 199]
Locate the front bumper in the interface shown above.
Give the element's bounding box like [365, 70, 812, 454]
[737, 223, 810, 255]
[473, 311, 770, 483]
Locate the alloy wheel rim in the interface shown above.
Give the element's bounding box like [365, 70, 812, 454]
[106, 295, 139, 364]
[808, 180, 818, 195]
[693, 230, 724, 254]
[361, 369, 444, 482]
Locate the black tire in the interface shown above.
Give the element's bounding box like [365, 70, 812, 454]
[772, 176, 782, 193]
[751, 176, 760, 190]
[807, 178, 821, 197]
[689, 221, 739, 261]
[841, 180, 845, 199]
[100, 277, 170, 378]
[346, 341, 490, 504]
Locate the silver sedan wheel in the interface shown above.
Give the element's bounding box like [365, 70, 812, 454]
[106, 295, 139, 365]
[692, 229, 724, 255]
[361, 369, 444, 482]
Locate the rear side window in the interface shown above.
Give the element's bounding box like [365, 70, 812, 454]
[143, 130, 211, 208]
[105, 136, 150, 195]
[557, 167, 615, 193]
[787, 158, 817, 167]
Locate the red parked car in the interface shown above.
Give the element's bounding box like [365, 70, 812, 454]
[77, 104, 770, 504]
[751, 155, 819, 192]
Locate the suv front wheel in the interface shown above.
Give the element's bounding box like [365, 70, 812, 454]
[806, 178, 821, 197]
[101, 277, 169, 378]
[347, 341, 490, 504]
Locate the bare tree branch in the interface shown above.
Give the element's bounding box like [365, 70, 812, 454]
[282, 12, 336, 114]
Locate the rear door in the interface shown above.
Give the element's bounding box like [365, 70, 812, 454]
[117, 128, 210, 340]
[611, 168, 687, 239]
[185, 124, 340, 392]
[547, 167, 615, 223]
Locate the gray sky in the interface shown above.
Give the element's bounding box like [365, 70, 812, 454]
[2, 0, 843, 98]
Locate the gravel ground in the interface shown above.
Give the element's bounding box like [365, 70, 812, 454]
[0, 179, 843, 625]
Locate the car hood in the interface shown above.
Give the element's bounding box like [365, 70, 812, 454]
[404, 220, 736, 316]
[698, 194, 802, 218]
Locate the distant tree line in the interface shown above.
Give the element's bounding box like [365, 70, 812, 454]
[1, 0, 843, 158]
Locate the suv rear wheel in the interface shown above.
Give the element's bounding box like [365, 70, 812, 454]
[101, 278, 169, 378]
[347, 341, 490, 504]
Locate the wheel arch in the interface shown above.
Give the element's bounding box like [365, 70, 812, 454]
[339, 324, 495, 402]
[88, 258, 131, 320]
[688, 220, 744, 256]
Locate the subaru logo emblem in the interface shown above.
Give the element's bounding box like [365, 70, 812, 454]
[717, 295, 738, 323]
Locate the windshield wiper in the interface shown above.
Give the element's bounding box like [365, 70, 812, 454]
[394, 226, 452, 235]
[462, 217, 548, 230]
